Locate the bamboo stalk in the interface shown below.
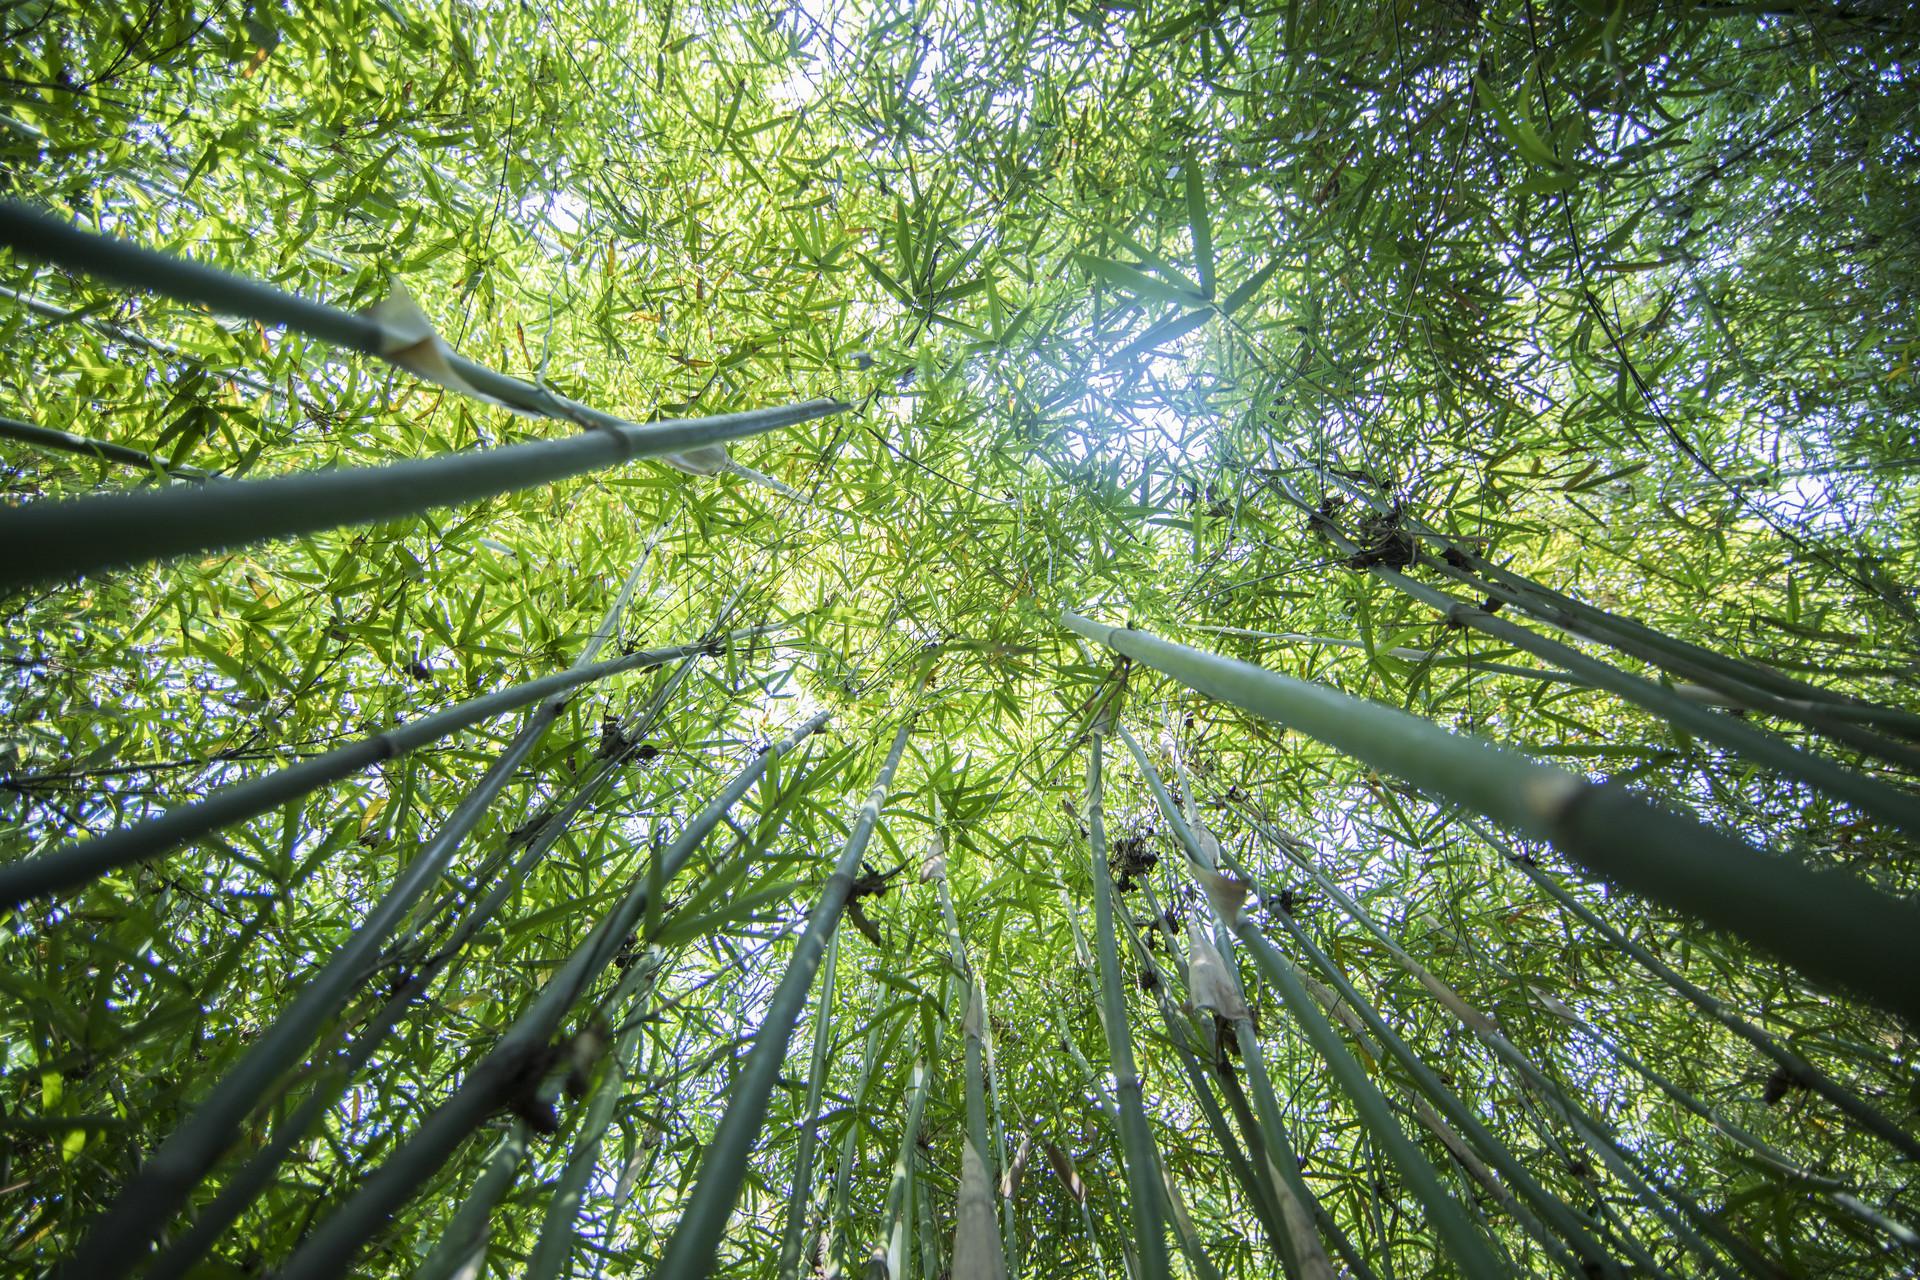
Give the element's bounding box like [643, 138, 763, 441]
[1216, 817, 1759, 1280]
[0, 412, 215, 481]
[776, 931, 842, 1280]
[271, 709, 831, 1280]
[1472, 818, 1920, 1165]
[1277, 462, 1920, 746]
[1120, 729, 1608, 1280]
[0, 281, 275, 396]
[1216, 809, 1672, 1277]
[0, 628, 765, 904]
[955, 979, 1009, 1280]
[413, 1124, 531, 1280]
[1296, 506, 1920, 835]
[67, 605, 721, 1279]
[0, 396, 841, 590]
[525, 950, 665, 1280]
[1473, 923, 1919, 1252]
[646, 719, 913, 1280]
[1083, 728, 1174, 1280]
[1062, 611, 1920, 1025]
[141, 676, 681, 1280]
[0, 203, 831, 440]
[831, 981, 891, 1275]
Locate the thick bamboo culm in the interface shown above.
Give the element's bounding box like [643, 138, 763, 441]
[1061, 610, 1920, 1025]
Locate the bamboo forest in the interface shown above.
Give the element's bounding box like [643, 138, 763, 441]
[4, 0, 1920, 1277]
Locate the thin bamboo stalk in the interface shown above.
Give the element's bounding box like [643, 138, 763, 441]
[1472, 925, 1919, 1252]
[413, 1124, 530, 1280]
[0, 395, 840, 590]
[1109, 729, 1504, 1278]
[1215, 820, 1759, 1280]
[1218, 810, 1669, 1278]
[525, 951, 664, 1280]
[646, 719, 914, 1280]
[1277, 462, 1920, 745]
[1296, 505, 1920, 834]
[880, 1049, 932, 1280]
[272, 709, 831, 1280]
[776, 931, 842, 1280]
[67, 610, 721, 1279]
[1120, 729, 1610, 1280]
[0, 628, 765, 903]
[0, 412, 215, 481]
[955, 979, 1009, 1280]
[1062, 611, 1920, 1025]
[0, 281, 275, 395]
[1471, 818, 1920, 1165]
[141, 692, 677, 1280]
[1281, 461, 1891, 712]
[1083, 728, 1173, 1280]
[0, 203, 827, 439]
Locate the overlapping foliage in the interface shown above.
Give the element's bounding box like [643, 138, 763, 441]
[2, 0, 1917, 1276]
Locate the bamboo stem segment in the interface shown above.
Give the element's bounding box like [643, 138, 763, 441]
[1083, 729, 1174, 1280]
[647, 718, 914, 1280]
[273, 709, 831, 1280]
[0, 629, 768, 904]
[0, 397, 842, 590]
[1061, 611, 1920, 1025]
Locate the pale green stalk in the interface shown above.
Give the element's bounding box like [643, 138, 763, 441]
[414, 1125, 531, 1280]
[271, 710, 831, 1280]
[524, 950, 665, 1280]
[1062, 610, 1920, 1025]
[776, 930, 842, 1280]
[1083, 729, 1173, 1280]
[646, 719, 913, 1280]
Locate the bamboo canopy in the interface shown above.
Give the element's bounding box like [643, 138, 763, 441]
[2, 4, 1918, 1279]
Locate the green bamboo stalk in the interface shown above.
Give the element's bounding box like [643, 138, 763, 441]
[0, 412, 215, 481]
[1218, 809, 1662, 1279]
[831, 982, 891, 1275]
[270, 709, 830, 1280]
[1220, 903, 1510, 1278]
[955, 979, 1009, 1280]
[413, 1124, 531, 1280]
[66, 615, 724, 1280]
[1232, 805, 1725, 1269]
[1281, 458, 1920, 741]
[1160, 1160, 1227, 1280]
[933, 831, 1020, 1278]
[0, 281, 275, 395]
[776, 930, 842, 1280]
[646, 718, 913, 1280]
[1278, 917, 1636, 1280]
[1121, 885, 1345, 1280]
[0, 628, 763, 904]
[1107, 727, 1504, 1278]
[1216, 819, 1756, 1280]
[525, 950, 664, 1280]
[402, 599, 699, 953]
[141, 675, 681, 1280]
[0, 203, 822, 437]
[1121, 730, 1592, 1279]
[1062, 611, 1920, 1025]
[0, 395, 841, 590]
[1473, 927, 1918, 1252]
[1298, 507, 1920, 835]
[880, 1049, 932, 1280]
[1473, 819, 1920, 1164]
[1083, 727, 1173, 1280]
